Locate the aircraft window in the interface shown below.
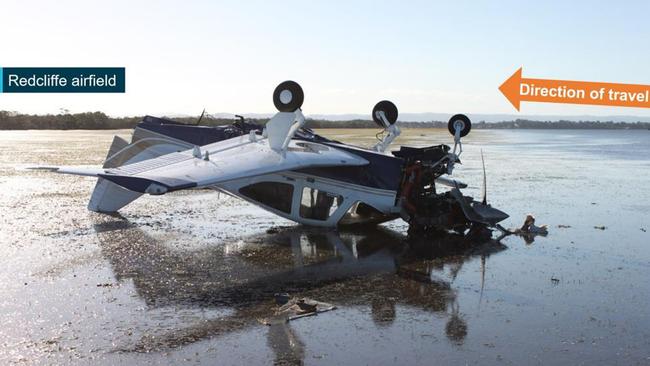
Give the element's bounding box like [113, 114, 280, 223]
[299, 187, 342, 221]
[338, 201, 387, 225]
[239, 182, 294, 213]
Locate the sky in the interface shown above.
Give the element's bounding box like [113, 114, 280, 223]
[1, 0, 650, 118]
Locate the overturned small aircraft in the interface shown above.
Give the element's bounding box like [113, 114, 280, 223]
[36, 81, 508, 232]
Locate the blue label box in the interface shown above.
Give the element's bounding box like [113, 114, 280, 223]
[1, 67, 125, 93]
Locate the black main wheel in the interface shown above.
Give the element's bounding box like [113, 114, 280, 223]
[447, 114, 471, 137]
[372, 100, 398, 128]
[273, 81, 304, 112]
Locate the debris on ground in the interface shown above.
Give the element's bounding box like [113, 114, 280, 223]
[260, 295, 337, 325]
[558, 224, 572, 229]
[497, 214, 548, 244]
[641, 228, 646, 232]
[594, 226, 607, 230]
[516, 214, 548, 235]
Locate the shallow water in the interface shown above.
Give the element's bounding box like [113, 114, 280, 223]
[0, 128, 649, 365]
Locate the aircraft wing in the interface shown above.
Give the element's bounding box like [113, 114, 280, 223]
[28, 166, 105, 176]
[96, 138, 368, 194]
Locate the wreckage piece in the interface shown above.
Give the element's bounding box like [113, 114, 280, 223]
[449, 188, 509, 228]
[397, 144, 508, 234]
[518, 214, 548, 234]
[494, 214, 549, 244]
[30, 81, 510, 229]
[497, 214, 548, 236]
[261, 297, 337, 325]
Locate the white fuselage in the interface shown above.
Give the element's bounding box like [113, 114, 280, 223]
[124, 124, 401, 227]
[217, 170, 399, 227]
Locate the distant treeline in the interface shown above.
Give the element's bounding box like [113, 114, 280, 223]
[1, 111, 650, 130]
[0, 111, 245, 130]
[471, 119, 650, 129]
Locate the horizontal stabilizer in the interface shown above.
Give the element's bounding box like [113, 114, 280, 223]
[99, 173, 197, 194]
[28, 166, 104, 177]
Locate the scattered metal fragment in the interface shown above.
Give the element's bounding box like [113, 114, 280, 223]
[517, 214, 548, 235]
[497, 214, 548, 243]
[261, 297, 337, 325]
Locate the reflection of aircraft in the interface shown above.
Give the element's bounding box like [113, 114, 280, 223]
[92, 215, 506, 359]
[35, 81, 508, 230]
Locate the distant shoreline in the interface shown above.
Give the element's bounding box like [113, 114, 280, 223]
[1, 111, 649, 130]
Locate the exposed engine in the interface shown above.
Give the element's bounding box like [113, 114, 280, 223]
[393, 117, 509, 237]
[395, 145, 468, 233]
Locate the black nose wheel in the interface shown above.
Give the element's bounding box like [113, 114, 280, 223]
[447, 114, 471, 137]
[273, 81, 304, 112]
[372, 100, 399, 128]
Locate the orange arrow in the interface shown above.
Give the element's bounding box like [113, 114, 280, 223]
[499, 67, 650, 111]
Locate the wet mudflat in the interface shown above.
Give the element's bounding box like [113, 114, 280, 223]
[1, 128, 649, 365]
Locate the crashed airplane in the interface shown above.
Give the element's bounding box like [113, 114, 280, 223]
[35, 81, 508, 233]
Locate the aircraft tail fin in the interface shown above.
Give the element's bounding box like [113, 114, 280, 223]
[88, 136, 143, 212]
[103, 135, 129, 168]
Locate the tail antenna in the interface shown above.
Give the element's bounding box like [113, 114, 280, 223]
[195, 108, 206, 125]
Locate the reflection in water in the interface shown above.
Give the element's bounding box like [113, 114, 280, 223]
[92, 216, 506, 361]
[446, 303, 468, 345]
[266, 319, 305, 365]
